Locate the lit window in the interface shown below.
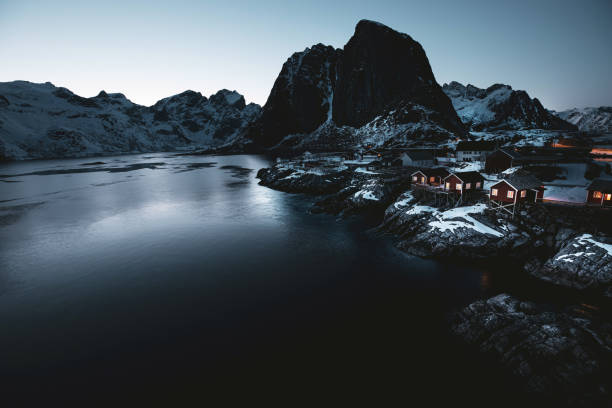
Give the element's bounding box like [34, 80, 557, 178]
[412, 176, 418, 182]
[520, 190, 526, 198]
[606, 194, 612, 201]
[492, 188, 498, 196]
[456, 183, 462, 190]
[507, 190, 514, 199]
[593, 191, 602, 199]
[430, 177, 435, 182]
[466, 183, 471, 189]
[421, 177, 425, 184]
[476, 182, 481, 188]
[445, 182, 450, 190]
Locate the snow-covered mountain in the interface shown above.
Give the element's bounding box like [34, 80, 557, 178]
[442, 81, 576, 132]
[553, 107, 612, 133]
[0, 81, 260, 160]
[247, 20, 466, 151]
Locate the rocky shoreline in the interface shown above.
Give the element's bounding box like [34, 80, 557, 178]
[257, 161, 612, 405]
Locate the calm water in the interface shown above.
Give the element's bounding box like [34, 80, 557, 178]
[0, 153, 519, 403]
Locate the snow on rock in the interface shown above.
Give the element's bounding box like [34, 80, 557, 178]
[531, 233, 612, 296]
[442, 81, 576, 132]
[554, 106, 612, 133]
[428, 204, 504, 237]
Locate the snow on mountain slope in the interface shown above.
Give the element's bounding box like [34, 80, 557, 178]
[442, 81, 576, 132]
[554, 107, 612, 133]
[0, 81, 260, 160]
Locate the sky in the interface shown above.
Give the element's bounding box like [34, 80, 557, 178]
[1, 0, 611, 111]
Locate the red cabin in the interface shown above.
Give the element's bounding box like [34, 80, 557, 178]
[411, 168, 450, 186]
[443, 171, 484, 194]
[586, 178, 612, 207]
[490, 174, 544, 204]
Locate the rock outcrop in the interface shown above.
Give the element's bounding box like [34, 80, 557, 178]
[451, 294, 611, 406]
[442, 81, 577, 131]
[529, 234, 612, 297]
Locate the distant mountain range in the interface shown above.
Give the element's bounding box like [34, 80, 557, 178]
[1, 19, 608, 160]
[442, 81, 576, 132]
[552, 107, 612, 134]
[0, 81, 260, 160]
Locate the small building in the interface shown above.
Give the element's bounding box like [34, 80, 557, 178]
[443, 171, 485, 194]
[586, 178, 612, 207]
[401, 150, 435, 168]
[485, 149, 523, 173]
[489, 173, 544, 216]
[411, 168, 450, 186]
[456, 141, 497, 162]
[381, 151, 402, 167]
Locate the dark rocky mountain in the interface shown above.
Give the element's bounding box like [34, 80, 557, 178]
[249, 44, 340, 148]
[443, 81, 577, 131]
[0, 81, 260, 160]
[248, 20, 465, 149]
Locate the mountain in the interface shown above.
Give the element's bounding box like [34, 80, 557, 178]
[442, 81, 576, 132]
[0, 81, 260, 160]
[248, 20, 465, 150]
[553, 107, 612, 133]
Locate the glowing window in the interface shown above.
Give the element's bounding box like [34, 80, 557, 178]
[606, 194, 612, 201]
[430, 177, 435, 182]
[421, 177, 425, 183]
[593, 191, 602, 199]
[476, 182, 481, 188]
[491, 188, 498, 196]
[445, 182, 450, 190]
[466, 183, 471, 189]
[507, 190, 514, 199]
[520, 190, 526, 198]
[456, 183, 462, 190]
[412, 176, 418, 182]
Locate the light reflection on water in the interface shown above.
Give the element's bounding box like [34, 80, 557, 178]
[0, 152, 509, 402]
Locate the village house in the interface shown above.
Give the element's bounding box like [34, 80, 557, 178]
[485, 149, 524, 173]
[411, 168, 450, 186]
[586, 178, 612, 207]
[443, 171, 485, 194]
[456, 141, 497, 162]
[489, 173, 544, 216]
[401, 150, 435, 167]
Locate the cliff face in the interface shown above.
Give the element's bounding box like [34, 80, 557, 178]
[332, 20, 463, 133]
[249, 20, 465, 149]
[249, 44, 341, 147]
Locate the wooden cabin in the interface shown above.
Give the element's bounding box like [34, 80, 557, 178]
[411, 168, 450, 186]
[401, 150, 435, 168]
[485, 149, 523, 173]
[586, 178, 612, 207]
[443, 171, 484, 194]
[490, 174, 544, 204]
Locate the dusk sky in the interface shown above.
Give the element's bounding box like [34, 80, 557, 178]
[1, 0, 611, 111]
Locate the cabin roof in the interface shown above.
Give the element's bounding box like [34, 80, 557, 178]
[587, 178, 612, 193]
[445, 171, 484, 184]
[496, 148, 523, 159]
[501, 174, 543, 191]
[402, 150, 435, 161]
[456, 141, 496, 152]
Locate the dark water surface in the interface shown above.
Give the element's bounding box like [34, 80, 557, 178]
[0, 153, 521, 404]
